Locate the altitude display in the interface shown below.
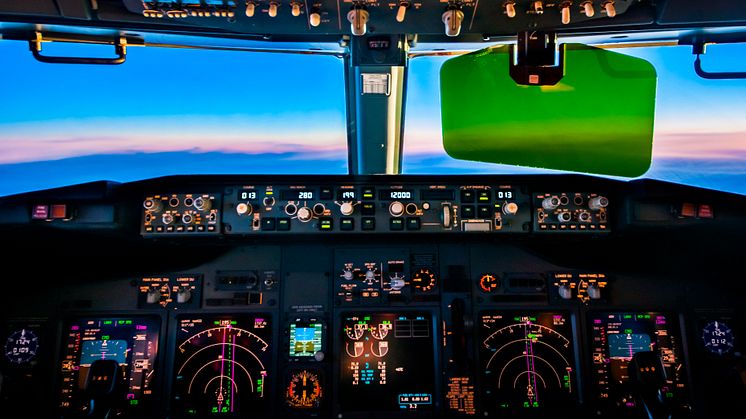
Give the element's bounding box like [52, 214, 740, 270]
[339, 312, 434, 412]
[289, 322, 323, 357]
[172, 315, 271, 416]
[59, 317, 160, 415]
[589, 312, 687, 411]
[479, 312, 576, 411]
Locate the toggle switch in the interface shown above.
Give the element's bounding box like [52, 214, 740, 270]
[442, 8, 464, 37]
[561, 2, 571, 24]
[396, 2, 409, 23]
[291, 2, 301, 17]
[309, 11, 321, 26]
[245, 1, 255, 17]
[581, 0, 595, 17]
[268, 1, 279, 17]
[347, 8, 369, 36]
[603, 0, 615, 17]
[533, 0, 544, 14]
[505, 1, 516, 18]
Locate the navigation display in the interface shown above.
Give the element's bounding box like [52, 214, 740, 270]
[478, 312, 577, 412]
[589, 312, 687, 411]
[338, 312, 435, 412]
[59, 317, 160, 415]
[172, 315, 272, 416]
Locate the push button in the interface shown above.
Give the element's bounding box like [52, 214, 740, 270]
[460, 190, 475, 203]
[340, 218, 355, 231]
[389, 218, 404, 231]
[319, 218, 333, 231]
[406, 217, 421, 230]
[261, 217, 276, 231]
[362, 217, 376, 230]
[477, 205, 491, 219]
[461, 206, 475, 219]
[277, 218, 291, 231]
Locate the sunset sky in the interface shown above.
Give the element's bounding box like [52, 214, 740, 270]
[0, 39, 744, 196]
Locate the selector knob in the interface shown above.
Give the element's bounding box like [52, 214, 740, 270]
[396, 3, 408, 22]
[146, 288, 160, 304]
[181, 213, 194, 224]
[342, 269, 354, 280]
[347, 8, 369, 37]
[143, 198, 162, 212]
[268, 2, 279, 17]
[442, 8, 464, 37]
[389, 201, 405, 217]
[588, 283, 602, 300]
[340, 202, 355, 216]
[390, 276, 406, 291]
[176, 287, 192, 304]
[578, 211, 592, 223]
[505, 1, 516, 18]
[245, 2, 256, 17]
[309, 11, 321, 26]
[162, 213, 174, 225]
[297, 206, 313, 222]
[291, 2, 301, 16]
[365, 269, 376, 282]
[263, 196, 275, 207]
[503, 202, 519, 216]
[236, 202, 253, 216]
[558, 212, 572, 223]
[193, 197, 211, 211]
[542, 196, 561, 210]
[558, 284, 573, 300]
[588, 196, 609, 211]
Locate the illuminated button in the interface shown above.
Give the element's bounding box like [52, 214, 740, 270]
[32, 205, 49, 220]
[361, 202, 376, 215]
[319, 218, 333, 231]
[261, 217, 276, 231]
[389, 218, 404, 231]
[460, 190, 475, 203]
[51, 204, 68, 219]
[362, 187, 375, 200]
[477, 205, 491, 219]
[477, 191, 490, 202]
[406, 217, 420, 230]
[698, 204, 714, 219]
[362, 217, 376, 230]
[277, 218, 291, 231]
[340, 218, 355, 231]
[320, 187, 333, 200]
[680, 203, 696, 218]
[461, 206, 475, 219]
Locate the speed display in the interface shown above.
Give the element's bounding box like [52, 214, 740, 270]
[172, 315, 272, 417]
[338, 312, 435, 412]
[478, 312, 576, 412]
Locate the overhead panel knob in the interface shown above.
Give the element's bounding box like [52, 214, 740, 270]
[582, 1, 595, 17]
[309, 11, 321, 26]
[176, 287, 192, 304]
[245, 2, 256, 17]
[146, 288, 160, 304]
[558, 284, 573, 300]
[542, 196, 561, 210]
[505, 1, 517, 18]
[502, 202, 519, 216]
[268, 2, 279, 17]
[588, 196, 609, 211]
[291, 2, 301, 16]
[347, 8, 369, 36]
[389, 201, 405, 217]
[396, 3, 408, 22]
[441, 9, 464, 37]
[603, 1, 616, 17]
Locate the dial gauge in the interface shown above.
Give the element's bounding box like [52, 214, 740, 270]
[411, 268, 436, 292]
[479, 312, 576, 411]
[702, 321, 735, 355]
[4, 329, 39, 365]
[479, 273, 499, 293]
[286, 369, 323, 409]
[172, 316, 272, 416]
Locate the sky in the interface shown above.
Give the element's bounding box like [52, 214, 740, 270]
[0, 39, 745, 196]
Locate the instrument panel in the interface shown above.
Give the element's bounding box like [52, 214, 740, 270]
[1, 174, 745, 418]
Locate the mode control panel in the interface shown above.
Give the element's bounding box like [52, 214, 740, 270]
[534, 192, 609, 233]
[222, 182, 530, 235]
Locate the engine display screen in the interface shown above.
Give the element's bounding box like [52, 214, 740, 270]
[589, 312, 687, 411]
[172, 315, 272, 416]
[478, 312, 577, 412]
[289, 322, 323, 357]
[338, 312, 434, 412]
[59, 317, 160, 415]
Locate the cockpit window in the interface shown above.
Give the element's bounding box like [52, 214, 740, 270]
[404, 43, 746, 195]
[0, 41, 348, 196]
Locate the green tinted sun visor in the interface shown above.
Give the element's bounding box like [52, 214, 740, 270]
[440, 43, 657, 177]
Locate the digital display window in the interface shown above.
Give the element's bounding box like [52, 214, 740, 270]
[289, 322, 323, 357]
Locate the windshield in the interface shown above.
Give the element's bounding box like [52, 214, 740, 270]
[0, 39, 744, 196]
[0, 40, 348, 196]
[405, 43, 746, 195]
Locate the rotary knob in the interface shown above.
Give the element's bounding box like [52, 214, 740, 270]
[542, 196, 561, 210]
[297, 206, 313, 222]
[146, 288, 160, 304]
[236, 203, 252, 216]
[442, 8, 464, 37]
[176, 287, 192, 304]
[588, 196, 609, 211]
[502, 202, 519, 216]
[342, 269, 354, 281]
[347, 8, 369, 36]
[340, 202, 355, 216]
[558, 284, 572, 300]
[557, 212, 572, 223]
[143, 198, 162, 212]
[389, 201, 405, 217]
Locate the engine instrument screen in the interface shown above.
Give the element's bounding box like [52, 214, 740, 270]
[59, 317, 160, 414]
[338, 312, 435, 412]
[289, 322, 323, 357]
[478, 312, 576, 411]
[172, 315, 272, 416]
[589, 312, 687, 410]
